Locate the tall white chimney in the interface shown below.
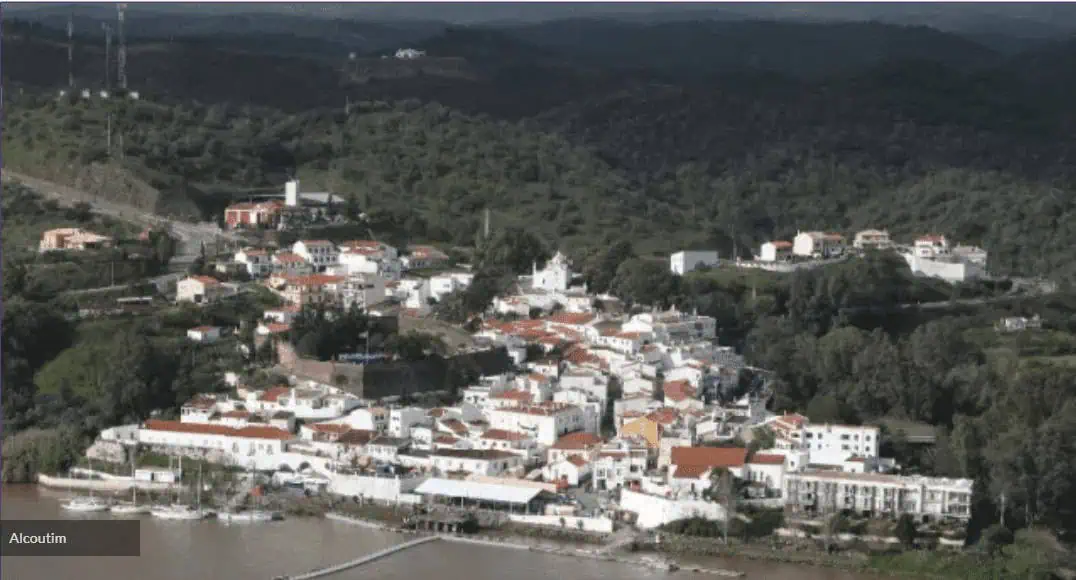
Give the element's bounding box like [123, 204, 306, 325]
[285, 180, 299, 207]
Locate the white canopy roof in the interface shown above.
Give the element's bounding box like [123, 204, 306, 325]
[414, 477, 544, 504]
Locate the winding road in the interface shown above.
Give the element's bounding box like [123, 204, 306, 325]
[2, 171, 242, 266]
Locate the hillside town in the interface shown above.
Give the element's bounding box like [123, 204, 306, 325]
[80, 224, 974, 536]
[674, 229, 989, 284]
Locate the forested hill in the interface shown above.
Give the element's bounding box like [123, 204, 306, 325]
[7, 15, 1076, 282]
[498, 19, 1002, 78]
[0, 17, 1019, 115]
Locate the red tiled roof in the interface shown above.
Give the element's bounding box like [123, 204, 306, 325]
[481, 429, 529, 442]
[188, 275, 221, 286]
[273, 252, 307, 263]
[183, 396, 216, 410]
[917, 234, 946, 243]
[338, 429, 377, 445]
[646, 407, 681, 425]
[190, 325, 218, 333]
[504, 402, 578, 416]
[227, 200, 284, 212]
[434, 434, 460, 445]
[774, 413, 808, 429]
[672, 465, 712, 479]
[671, 446, 748, 469]
[748, 453, 786, 465]
[663, 380, 697, 403]
[552, 432, 602, 450]
[567, 455, 589, 468]
[440, 419, 468, 435]
[221, 410, 250, 419]
[287, 274, 345, 287]
[260, 387, 291, 402]
[143, 419, 292, 440]
[547, 313, 596, 326]
[770, 240, 793, 249]
[309, 423, 351, 434]
[428, 408, 447, 418]
[492, 389, 533, 403]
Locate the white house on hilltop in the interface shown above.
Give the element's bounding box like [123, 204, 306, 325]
[793, 231, 846, 259]
[759, 241, 793, 262]
[670, 251, 720, 276]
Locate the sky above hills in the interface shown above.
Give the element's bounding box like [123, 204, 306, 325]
[8, 1, 1076, 36]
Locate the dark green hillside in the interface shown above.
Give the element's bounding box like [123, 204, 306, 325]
[503, 19, 1000, 78]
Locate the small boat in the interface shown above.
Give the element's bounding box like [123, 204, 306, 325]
[112, 455, 150, 515]
[62, 496, 111, 512]
[150, 504, 206, 520]
[62, 458, 110, 512]
[111, 502, 151, 515]
[218, 510, 277, 523]
[152, 457, 206, 520]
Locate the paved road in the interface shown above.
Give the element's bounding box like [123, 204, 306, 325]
[3, 171, 242, 261]
[841, 290, 1059, 315]
[61, 272, 185, 296]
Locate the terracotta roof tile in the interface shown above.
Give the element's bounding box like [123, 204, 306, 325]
[671, 446, 748, 469]
[143, 419, 292, 441]
[663, 380, 697, 403]
[567, 455, 589, 467]
[552, 432, 602, 450]
[748, 453, 786, 465]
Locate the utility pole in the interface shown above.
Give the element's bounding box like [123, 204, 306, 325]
[106, 112, 113, 154]
[117, 3, 128, 91]
[484, 208, 491, 240]
[67, 13, 75, 89]
[102, 23, 113, 91]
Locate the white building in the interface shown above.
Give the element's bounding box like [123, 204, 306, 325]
[176, 276, 225, 304]
[186, 326, 221, 343]
[759, 241, 793, 262]
[388, 407, 429, 438]
[340, 274, 387, 311]
[428, 271, 475, 301]
[336, 240, 402, 281]
[914, 235, 949, 259]
[234, 248, 274, 277]
[853, 229, 892, 251]
[793, 231, 846, 258]
[768, 414, 880, 467]
[621, 308, 716, 343]
[136, 419, 295, 471]
[544, 455, 591, 487]
[670, 251, 720, 276]
[487, 403, 592, 446]
[292, 240, 338, 272]
[532, 252, 573, 292]
[785, 470, 973, 521]
[430, 449, 526, 477]
[395, 48, 426, 59]
[272, 252, 314, 277]
[592, 440, 649, 491]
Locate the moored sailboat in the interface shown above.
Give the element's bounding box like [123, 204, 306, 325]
[61, 458, 110, 512]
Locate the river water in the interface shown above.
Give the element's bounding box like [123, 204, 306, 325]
[2, 485, 879, 580]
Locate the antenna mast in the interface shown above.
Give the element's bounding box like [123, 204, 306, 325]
[102, 23, 113, 91]
[117, 3, 128, 91]
[67, 14, 75, 88]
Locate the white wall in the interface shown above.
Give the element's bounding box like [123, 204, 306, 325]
[619, 489, 726, 529]
[902, 253, 984, 284]
[508, 514, 614, 533]
[670, 251, 720, 276]
[328, 474, 425, 502]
